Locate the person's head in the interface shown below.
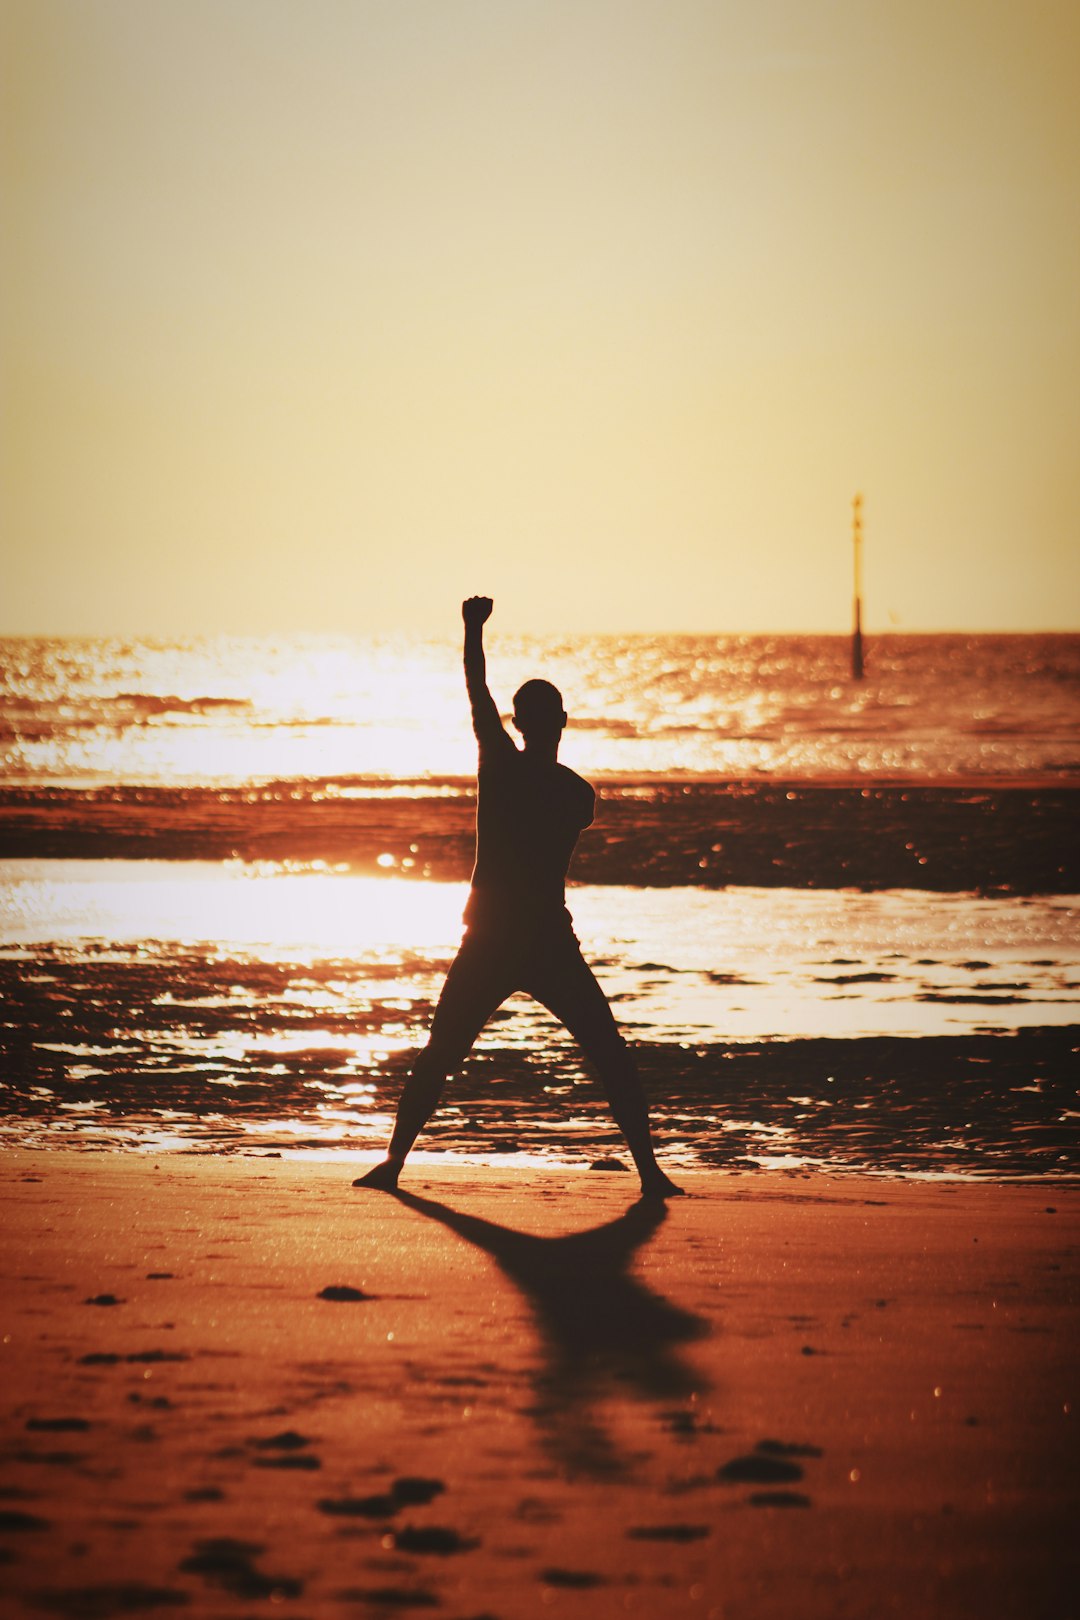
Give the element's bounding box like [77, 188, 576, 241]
[512, 678, 567, 747]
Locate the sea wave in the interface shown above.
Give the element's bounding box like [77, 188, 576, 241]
[113, 692, 251, 718]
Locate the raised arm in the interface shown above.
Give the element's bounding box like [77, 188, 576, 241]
[462, 596, 511, 755]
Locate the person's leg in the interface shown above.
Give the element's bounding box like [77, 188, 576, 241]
[525, 934, 683, 1198]
[354, 932, 513, 1190]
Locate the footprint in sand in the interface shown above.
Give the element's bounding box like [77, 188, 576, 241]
[319, 1477, 446, 1519]
[79, 1350, 190, 1366]
[627, 1524, 710, 1542]
[249, 1429, 312, 1450]
[320, 1491, 399, 1518]
[392, 1526, 479, 1555]
[540, 1569, 607, 1589]
[179, 1537, 303, 1600]
[717, 1454, 802, 1484]
[0, 1510, 50, 1533]
[248, 1430, 321, 1470]
[717, 1438, 823, 1506]
[392, 1478, 446, 1506]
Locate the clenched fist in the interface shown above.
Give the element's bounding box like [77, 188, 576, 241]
[462, 596, 493, 625]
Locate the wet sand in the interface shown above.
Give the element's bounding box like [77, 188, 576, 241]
[2, 1152, 1076, 1618]
[3, 868, 1077, 1173]
[2, 778, 1077, 892]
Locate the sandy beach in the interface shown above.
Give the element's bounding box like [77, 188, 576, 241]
[2, 1151, 1076, 1618]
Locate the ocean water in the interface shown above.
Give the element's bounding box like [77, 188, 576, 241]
[2, 633, 1078, 1177]
[3, 632, 1079, 786]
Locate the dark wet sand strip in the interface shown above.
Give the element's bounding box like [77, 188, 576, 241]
[2, 778, 1077, 891]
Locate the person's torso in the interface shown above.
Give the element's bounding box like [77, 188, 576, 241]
[465, 750, 594, 926]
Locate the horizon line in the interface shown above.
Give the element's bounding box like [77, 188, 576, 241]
[2, 625, 1079, 641]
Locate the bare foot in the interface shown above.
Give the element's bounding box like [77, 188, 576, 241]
[352, 1159, 401, 1192]
[639, 1169, 686, 1200]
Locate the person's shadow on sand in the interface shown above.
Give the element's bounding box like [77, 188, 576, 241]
[391, 1191, 711, 1479]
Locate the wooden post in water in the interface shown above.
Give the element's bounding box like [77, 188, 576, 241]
[851, 491, 865, 680]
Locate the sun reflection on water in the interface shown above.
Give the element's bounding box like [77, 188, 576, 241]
[6, 633, 1080, 787]
[2, 861, 1078, 1176]
[0, 861, 468, 953]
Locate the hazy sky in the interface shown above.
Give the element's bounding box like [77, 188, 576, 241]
[3, 0, 1078, 635]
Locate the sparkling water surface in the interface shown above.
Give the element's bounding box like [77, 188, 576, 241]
[4, 632, 1079, 785]
[2, 863, 1076, 1178]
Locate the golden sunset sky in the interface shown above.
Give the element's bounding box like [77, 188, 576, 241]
[3, 0, 1078, 635]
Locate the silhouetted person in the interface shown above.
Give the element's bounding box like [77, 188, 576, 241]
[355, 596, 682, 1199]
